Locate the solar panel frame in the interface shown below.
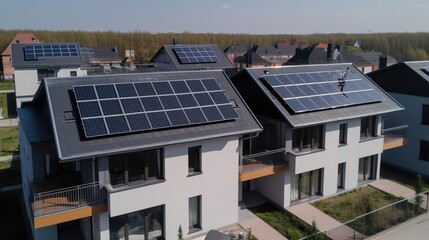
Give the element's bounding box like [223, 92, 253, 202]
[173, 46, 219, 64]
[24, 44, 80, 61]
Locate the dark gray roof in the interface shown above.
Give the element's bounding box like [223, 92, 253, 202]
[23, 70, 261, 161]
[81, 46, 121, 63]
[368, 61, 429, 98]
[151, 44, 233, 71]
[231, 64, 403, 128]
[17, 107, 53, 143]
[254, 44, 296, 57]
[357, 52, 397, 66]
[224, 45, 250, 54]
[11, 43, 84, 69]
[234, 51, 271, 65]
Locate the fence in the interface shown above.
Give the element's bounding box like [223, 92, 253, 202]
[240, 148, 286, 173]
[300, 191, 429, 240]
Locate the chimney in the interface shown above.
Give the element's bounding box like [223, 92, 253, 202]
[327, 44, 332, 60]
[379, 55, 387, 69]
[173, 37, 180, 45]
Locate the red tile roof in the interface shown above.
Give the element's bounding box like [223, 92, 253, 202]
[1, 33, 41, 56]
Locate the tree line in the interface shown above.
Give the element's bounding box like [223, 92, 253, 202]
[1, 29, 428, 63]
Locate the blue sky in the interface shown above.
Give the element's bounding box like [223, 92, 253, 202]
[1, 0, 428, 34]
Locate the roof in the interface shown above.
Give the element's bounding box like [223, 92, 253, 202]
[151, 44, 233, 71]
[11, 43, 84, 69]
[368, 61, 429, 98]
[22, 70, 262, 161]
[224, 45, 250, 54]
[286, 46, 372, 67]
[81, 46, 121, 63]
[231, 64, 403, 128]
[1, 32, 41, 56]
[234, 51, 271, 65]
[254, 44, 296, 57]
[357, 52, 397, 66]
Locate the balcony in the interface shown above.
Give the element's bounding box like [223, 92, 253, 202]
[382, 125, 408, 150]
[239, 148, 288, 182]
[31, 177, 107, 229]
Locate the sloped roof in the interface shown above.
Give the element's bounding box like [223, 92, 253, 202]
[151, 44, 233, 71]
[224, 45, 250, 54]
[357, 52, 397, 66]
[368, 61, 429, 98]
[21, 70, 262, 161]
[81, 46, 121, 63]
[1, 32, 41, 56]
[254, 44, 296, 56]
[234, 51, 271, 65]
[231, 63, 403, 128]
[11, 43, 84, 69]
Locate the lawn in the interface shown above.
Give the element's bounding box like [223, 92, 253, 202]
[0, 190, 28, 240]
[0, 80, 14, 91]
[0, 127, 19, 156]
[311, 186, 402, 223]
[0, 93, 7, 118]
[250, 203, 322, 240]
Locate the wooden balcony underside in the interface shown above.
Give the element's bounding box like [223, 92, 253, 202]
[239, 163, 288, 182]
[383, 137, 406, 150]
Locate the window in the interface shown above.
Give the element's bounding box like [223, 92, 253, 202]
[419, 140, 429, 161]
[337, 163, 346, 189]
[290, 169, 322, 201]
[188, 146, 201, 174]
[422, 105, 429, 125]
[339, 123, 347, 145]
[292, 125, 323, 152]
[70, 71, 77, 77]
[189, 195, 201, 233]
[360, 116, 377, 139]
[37, 69, 55, 82]
[358, 155, 377, 183]
[109, 148, 163, 187]
[110, 205, 164, 240]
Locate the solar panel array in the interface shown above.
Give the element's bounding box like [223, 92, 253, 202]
[173, 46, 218, 64]
[263, 70, 385, 113]
[73, 78, 239, 138]
[24, 44, 79, 61]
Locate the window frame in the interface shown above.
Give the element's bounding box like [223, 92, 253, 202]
[189, 195, 202, 233]
[358, 155, 377, 183]
[290, 168, 322, 201]
[337, 162, 346, 190]
[419, 140, 429, 161]
[292, 125, 324, 152]
[188, 146, 202, 175]
[339, 123, 348, 145]
[37, 69, 55, 82]
[360, 116, 377, 139]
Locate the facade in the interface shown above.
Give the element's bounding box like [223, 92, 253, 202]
[368, 61, 429, 177]
[1, 32, 41, 79]
[150, 44, 233, 72]
[18, 70, 262, 240]
[11, 43, 86, 108]
[231, 64, 403, 208]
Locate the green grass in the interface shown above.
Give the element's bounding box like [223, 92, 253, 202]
[0, 127, 19, 156]
[250, 203, 322, 240]
[381, 164, 429, 191]
[0, 80, 14, 91]
[0, 190, 27, 240]
[0, 93, 7, 118]
[312, 186, 402, 223]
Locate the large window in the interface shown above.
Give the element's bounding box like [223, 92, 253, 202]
[188, 146, 201, 174]
[110, 205, 164, 240]
[360, 116, 377, 139]
[339, 123, 348, 145]
[358, 155, 377, 183]
[292, 125, 323, 152]
[419, 140, 429, 161]
[291, 169, 322, 201]
[37, 69, 55, 82]
[189, 195, 201, 233]
[422, 105, 429, 125]
[109, 148, 163, 187]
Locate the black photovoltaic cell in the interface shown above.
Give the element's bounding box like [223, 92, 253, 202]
[24, 44, 79, 61]
[263, 70, 385, 113]
[173, 46, 218, 64]
[73, 78, 239, 138]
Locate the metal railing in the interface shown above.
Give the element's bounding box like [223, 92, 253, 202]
[381, 125, 408, 144]
[240, 148, 287, 173]
[300, 190, 429, 240]
[33, 182, 105, 217]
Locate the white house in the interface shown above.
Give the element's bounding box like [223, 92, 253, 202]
[231, 63, 404, 208]
[17, 70, 262, 240]
[368, 61, 429, 177]
[11, 43, 87, 108]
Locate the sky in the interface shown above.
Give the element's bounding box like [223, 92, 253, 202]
[1, 0, 428, 34]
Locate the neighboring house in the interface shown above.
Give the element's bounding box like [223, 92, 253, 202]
[234, 50, 271, 68]
[231, 63, 403, 208]
[286, 44, 373, 73]
[1, 32, 41, 79]
[81, 46, 122, 74]
[224, 45, 250, 67]
[150, 44, 233, 72]
[368, 61, 429, 177]
[11, 43, 86, 108]
[357, 52, 398, 72]
[18, 70, 262, 240]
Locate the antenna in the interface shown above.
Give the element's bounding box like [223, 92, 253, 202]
[338, 67, 349, 91]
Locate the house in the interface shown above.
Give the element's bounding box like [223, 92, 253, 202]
[18, 70, 262, 240]
[1, 32, 41, 79]
[368, 61, 429, 177]
[230, 63, 403, 208]
[286, 44, 373, 73]
[80, 46, 122, 74]
[357, 52, 397, 72]
[11, 43, 86, 108]
[234, 50, 271, 68]
[224, 45, 250, 67]
[150, 44, 233, 72]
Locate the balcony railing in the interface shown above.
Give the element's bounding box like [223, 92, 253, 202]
[33, 182, 105, 217]
[240, 148, 287, 173]
[382, 125, 408, 144]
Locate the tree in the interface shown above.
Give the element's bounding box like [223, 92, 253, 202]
[177, 225, 184, 240]
[414, 174, 424, 212]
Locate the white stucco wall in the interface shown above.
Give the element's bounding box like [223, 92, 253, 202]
[381, 92, 429, 177]
[107, 135, 239, 240]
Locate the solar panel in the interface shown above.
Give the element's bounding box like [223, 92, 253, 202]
[173, 46, 219, 64]
[73, 78, 239, 138]
[24, 44, 80, 61]
[263, 70, 385, 113]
